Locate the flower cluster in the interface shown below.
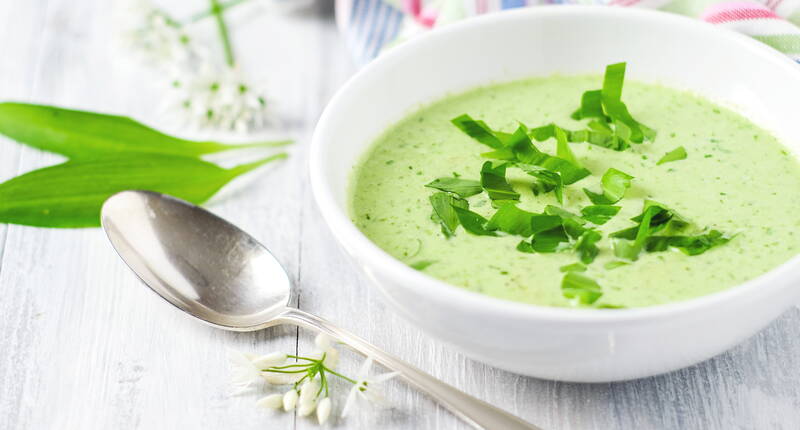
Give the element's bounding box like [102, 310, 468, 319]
[117, 0, 272, 133]
[229, 333, 398, 425]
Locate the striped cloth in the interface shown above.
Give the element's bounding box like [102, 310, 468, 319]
[335, 0, 800, 65]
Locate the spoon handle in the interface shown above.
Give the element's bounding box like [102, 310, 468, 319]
[278, 308, 542, 430]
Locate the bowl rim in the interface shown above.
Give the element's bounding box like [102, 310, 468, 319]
[309, 5, 800, 323]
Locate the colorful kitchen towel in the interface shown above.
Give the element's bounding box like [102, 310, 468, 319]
[335, 0, 800, 64]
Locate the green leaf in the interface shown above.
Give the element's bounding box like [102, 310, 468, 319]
[410, 260, 436, 270]
[531, 226, 570, 253]
[0, 102, 291, 160]
[425, 177, 483, 198]
[601, 168, 634, 202]
[561, 272, 603, 305]
[452, 206, 498, 236]
[645, 230, 731, 256]
[570, 63, 655, 148]
[0, 153, 285, 228]
[559, 263, 587, 273]
[571, 90, 606, 121]
[451, 114, 504, 149]
[525, 168, 563, 204]
[657, 146, 687, 165]
[544, 205, 586, 226]
[530, 214, 563, 234]
[487, 203, 536, 237]
[604, 261, 630, 270]
[583, 168, 634, 205]
[480, 161, 520, 202]
[516, 240, 535, 253]
[528, 124, 581, 167]
[580, 205, 621, 225]
[429, 192, 468, 238]
[575, 229, 603, 264]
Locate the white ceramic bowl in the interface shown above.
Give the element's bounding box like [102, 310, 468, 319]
[309, 6, 800, 382]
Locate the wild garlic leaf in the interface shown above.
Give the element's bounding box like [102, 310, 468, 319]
[583, 168, 634, 205]
[410, 260, 436, 271]
[531, 226, 570, 253]
[487, 204, 536, 237]
[645, 230, 731, 255]
[480, 162, 520, 202]
[452, 206, 498, 236]
[0, 102, 291, 159]
[525, 168, 564, 204]
[530, 214, 563, 235]
[570, 63, 655, 147]
[425, 177, 483, 198]
[429, 192, 468, 238]
[571, 90, 606, 121]
[657, 146, 688, 165]
[561, 272, 603, 305]
[451, 114, 504, 149]
[0, 153, 285, 228]
[575, 229, 603, 264]
[604, 261, 630, 270]
[528, 124, 581, 167]
[581, 205, 621, 225]
[560, 263, 587, 273]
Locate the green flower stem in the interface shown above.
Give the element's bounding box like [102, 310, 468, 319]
[189, 0, 251, 23]
[323, 368, 358, 385]
[209, 0, 236, 67]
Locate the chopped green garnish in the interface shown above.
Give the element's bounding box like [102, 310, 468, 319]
[611, 200, 690, 260]
[560, 263, 587, 273]
[580, 205, 621, 225]
[529, 124, 581, 166]
[516, 240, 535, 253]
[429, 192, 468, 238]
[425, 177, 483, 198]
[545, 205, 586, 226]
[530, 214, 563, 234]
[645, 230, 731, 255]
[571, 63, 655, 147]
[604, 261, 630, 270]
[452, 206, 498, 236]
[657, 146, 687, 165]
[583, 168, 634, 205]
[525, 167, 564, 204]
[530, 226, 570, 252]
[487, 203, 536, 237]
[480, 161, 520, 202]
[410, 260, 436, 270]
[571, 90, 606, 121]
[451, 114, 504, 149]
[561, 272, 603, 305]
[575, 229, 602, 264]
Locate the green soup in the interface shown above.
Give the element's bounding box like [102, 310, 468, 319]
[349, 75, 800, 308]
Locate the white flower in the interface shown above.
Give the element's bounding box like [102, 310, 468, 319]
[341, 357, 400, 418]
[251, 352, 287, 369]
[117, 0, 194, 66]
[297, 400, 317, 417]
[316, 397, 332, 425]
[227, 349, 264, 395]
[298, 379, 321, 406]
[166, 66, 270, 133]
[255, 394, 283, 410]
[314, 333, 332, 351]
[262, 368, 305, 386]
[283, 389, 299, 411]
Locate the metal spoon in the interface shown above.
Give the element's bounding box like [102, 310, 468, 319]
[101, 190, 540, 430]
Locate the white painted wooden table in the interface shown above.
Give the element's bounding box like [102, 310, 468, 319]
[2, 1, 800, 429]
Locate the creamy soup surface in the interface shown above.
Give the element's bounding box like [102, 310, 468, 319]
[349, 75, 800, 308]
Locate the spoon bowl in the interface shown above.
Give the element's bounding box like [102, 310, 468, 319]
[101, 190, 290, 330]
[101, 190, 539, 430]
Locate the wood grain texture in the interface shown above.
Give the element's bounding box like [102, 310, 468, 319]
[1, 1, 799, 429]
